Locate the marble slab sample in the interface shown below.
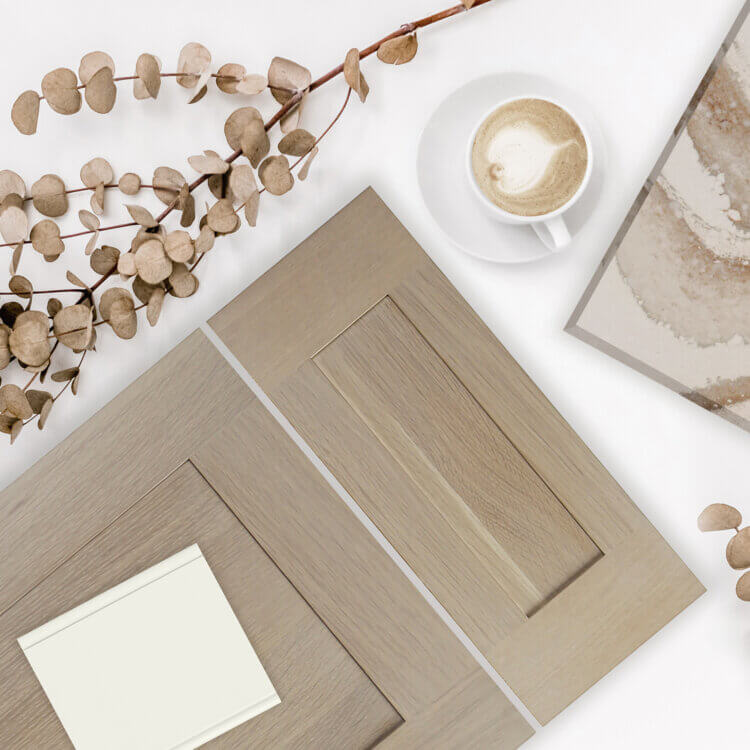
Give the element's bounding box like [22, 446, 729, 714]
[568, 3, 750, 432]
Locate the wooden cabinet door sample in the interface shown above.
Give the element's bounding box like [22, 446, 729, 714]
[209, 188, 704, 724]
[0, 332, 532, 748]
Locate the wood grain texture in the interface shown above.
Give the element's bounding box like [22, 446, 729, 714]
[0, 463, 403, 749]
[194, 400, 486, 720]
[377, 668, 533, 750]
[208, 187, 704, 723]
[0, 332, 253, 615]
[490, 525, 704, 724]
[315, 296, 600, 614]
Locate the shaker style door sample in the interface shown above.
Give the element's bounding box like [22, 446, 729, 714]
[0, 331, 531, 749]
[209, 187, 705, 724]
[18, 545, 280, 750]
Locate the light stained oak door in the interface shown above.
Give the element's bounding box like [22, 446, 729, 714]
[209, 187, 705, 724]
[0, 332, 532, 749]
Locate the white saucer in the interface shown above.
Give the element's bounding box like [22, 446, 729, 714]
[417, 73, 607, 263]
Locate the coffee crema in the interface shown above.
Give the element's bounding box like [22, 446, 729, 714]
[470, 98, 588, 217]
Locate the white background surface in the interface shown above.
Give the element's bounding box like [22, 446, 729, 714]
[1, 0, 747, 746]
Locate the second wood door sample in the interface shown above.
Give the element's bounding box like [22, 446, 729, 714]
[210, 188, 705, 724]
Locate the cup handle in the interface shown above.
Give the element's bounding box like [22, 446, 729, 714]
[532, 215, 571, 252]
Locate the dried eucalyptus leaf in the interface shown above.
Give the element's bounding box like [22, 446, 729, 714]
[41, 68, 82, 115]
[344, 48, 369, 102]
[180, 193, 195, 227]
[11, 91, 40, 135]
[216, 63, 246, 94]
[79, 209, 100, 231]
[146, 286, 165, 326]
[47, 298, 62, 318]
[280, 96, 304, 133]
[188, 150, 230, 175]
[164, 230, 194, 262]
[0, 323, 11, 369]
[108, 294, 137, 339]
[51, 366, 79, 382]
[0, 383, 33, 420]
[0, 414, 16, 434]
[698, 503, 742, 532]
[278, 128, 315, 157]
[85, 67, 116, 114]
[126, 204, 158, 228]
[228, 164, 257, 204]
[71, 372, 81, 396]
[206, 199, 239, 234]
[298, 145, 318, 181]
[240, 120, 270, 168]
[737, 571, 750, 602]
[38, 396, 53, 429]
[119, 173, 141, 195]
[177, 43, 211, 88]
[244, 191, 260, 226]
[79, 51, 115, 85]
[236, 73, 267, 96]
[80, 157, 113, 187]
[259, 155, 293, 196]
[99, 287, 129, 319]
[90, 245, 119, 275]
[9, 417, 23, 443]
[9, 275, 32, 298]
[65, 270, 88, 289]
[1, 302, 23, 327]
[153, 166, 186, 205]
[0, 171, 26, 201]
[268, 57, 311, 103]
[53, 305, 92, 350]
[31, 174, 68, 217]
[117, 251, 136, 278]
[8, 310, 50, 367]
[135, 53, 161, 99]
[168, 263, 199, 298]
[208, 173, 232, 201]
[10, 242, 23, 274]
[26, 389, 52, 414]
[224, 106, 263, 151]
[135, 238, 172, 283]
[188, 81, 209, 104]
[0, 206, 28, 245]
[726, 528, 750, 570]
[30, 220, 64, 258]
[377, 35, 418, 65]
[195, 225, 215, 253]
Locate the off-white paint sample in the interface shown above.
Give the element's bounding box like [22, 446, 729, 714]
[18, 545, 280, 750]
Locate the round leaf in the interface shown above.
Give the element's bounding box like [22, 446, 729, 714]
[135, 238, 172, 283]
[30, 220, 64, 258]
[259, 156, 293, 196]
[377, 35, 418, 65]
[737, 571, 750, 602]
[85, 67, 116, 114]
[0, 170, 26, 201]
[0, 384, 32, 420]
[41, 68, 82, 115]
[31, 174, 68, 217]
[344, 48, 369, 102]
[240, 120, 270, 168]
[78, 51, 115, 85]
[80, 157, 114, 187]
[224, 107, 263, 151]
[119, 173, 141, 195]
[697, 503, 742, 532]
[216, 63, 246, 94]
[726, 528, 750, 570]
[53, 304, 93, 350]
[11, 91, 40, 135]
[135, 53, 161, 99]
[8, 310, 50, 367]
[278, 128, 315, 157]
[164, 230, 194, 262]
[176, 42, 211, 88]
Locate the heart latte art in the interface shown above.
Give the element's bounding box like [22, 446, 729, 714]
[471, 98, 588, 217]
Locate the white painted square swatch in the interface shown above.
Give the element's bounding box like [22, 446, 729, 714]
[18, 545, 280, 750]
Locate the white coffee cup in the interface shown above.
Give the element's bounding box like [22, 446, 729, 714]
[465, 95, 593, 251]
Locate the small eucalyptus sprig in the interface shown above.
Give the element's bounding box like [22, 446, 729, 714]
[0, 0, 491, 445]
[698, 503, 750, 601]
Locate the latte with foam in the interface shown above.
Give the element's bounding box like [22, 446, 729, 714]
[470, 98, 588, 217]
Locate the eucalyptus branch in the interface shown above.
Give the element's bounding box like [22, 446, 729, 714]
[0, 0, 496, 444]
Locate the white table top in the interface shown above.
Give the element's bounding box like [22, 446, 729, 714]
[1, 0, 746, 746]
